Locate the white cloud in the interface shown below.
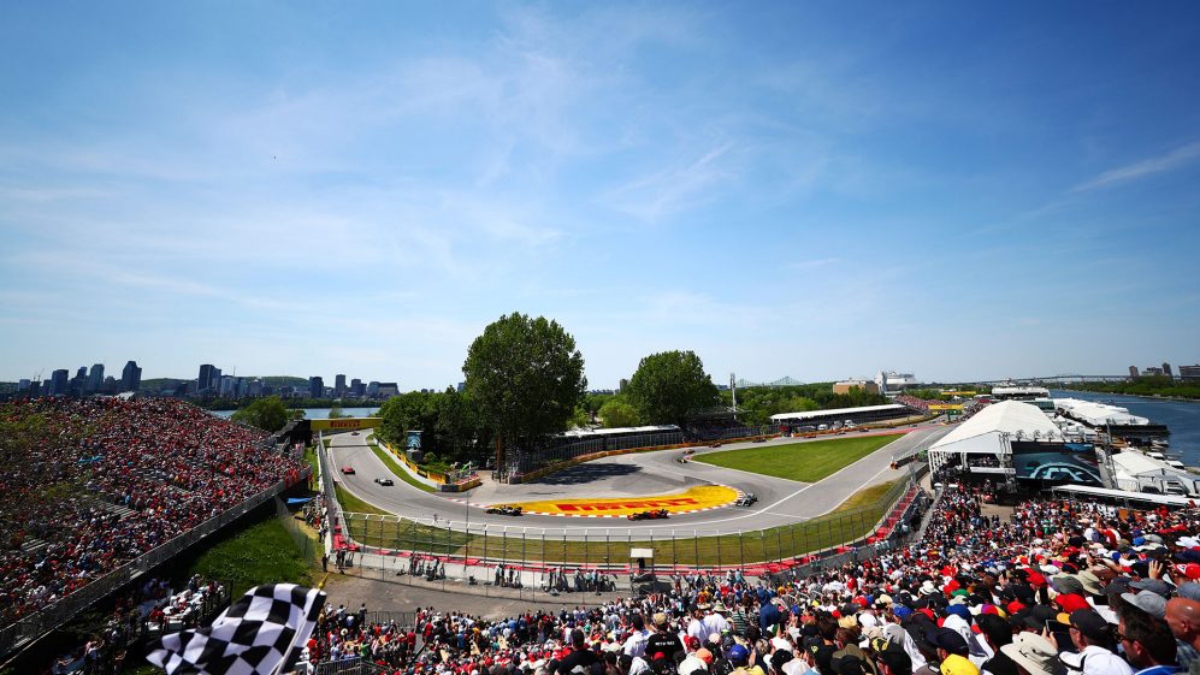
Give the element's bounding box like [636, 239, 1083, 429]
[1073, 141, 1200, 192]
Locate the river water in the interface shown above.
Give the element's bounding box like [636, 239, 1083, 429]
[1050, 390, 1200, 466]
[212, 407, 379, 420]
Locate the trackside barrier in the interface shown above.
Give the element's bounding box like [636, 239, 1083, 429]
[0, 463, 312, 661]
[324, 466, 925, 593]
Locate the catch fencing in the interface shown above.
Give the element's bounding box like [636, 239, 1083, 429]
[324, 443, 927, 594]
[0, 466, 311, 661]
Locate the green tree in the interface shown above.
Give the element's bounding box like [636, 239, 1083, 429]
[463, 312, 587, 464]
[230, 396, 289, 432]
[626, 350, 718, 427]
[327, 404, 346, 419]
[598, 399, 640, 428]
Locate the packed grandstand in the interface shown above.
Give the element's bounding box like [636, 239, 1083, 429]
[9, 398, 1200, 675]
[291, 485, 1200, 675]
[0, 397, 306, 628]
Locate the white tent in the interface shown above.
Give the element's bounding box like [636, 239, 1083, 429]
[928, 401, 1063, 473]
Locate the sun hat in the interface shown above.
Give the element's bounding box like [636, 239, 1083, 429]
[1000, 633, 1057, 675]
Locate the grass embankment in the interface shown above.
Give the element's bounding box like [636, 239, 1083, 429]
[694, 435, 900, 483]
[335, 484, 392, 515]
[340, 478, 906, 566]
[184, 512, 314, 598]
[368, 439, 436, 493]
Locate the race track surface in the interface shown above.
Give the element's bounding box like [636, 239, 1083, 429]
[326, 424, 951, 539]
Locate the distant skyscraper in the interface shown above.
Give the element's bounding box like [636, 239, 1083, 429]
[350, 378, 364, 397]
[71, 367, 88, 396]
[335, 374, 347, 397]
[121, 360, 142, 392]
[309, 376, 324, 398]
[1129, 365, 1139, 378]
[17, 379, 30, 392]
[51, 369, 69, 395]
[197, 364, 222, 393]
[1163, 362, 1173, 378]
[366, 381, 380, 397]
[87, 363, 105, 393]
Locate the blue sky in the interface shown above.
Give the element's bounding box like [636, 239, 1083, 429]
[2, 2, 1199, 389]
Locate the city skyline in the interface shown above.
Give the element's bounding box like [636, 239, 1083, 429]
[9, 355, 1199, 394]
[3, 3, 1199, 389]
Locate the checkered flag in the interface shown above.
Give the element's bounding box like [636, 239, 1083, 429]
[147, 583, 326, 675]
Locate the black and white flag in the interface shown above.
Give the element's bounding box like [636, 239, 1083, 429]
[147, 583, 325, 675]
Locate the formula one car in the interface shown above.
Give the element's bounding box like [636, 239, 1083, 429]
[341, 466, 355, 475]
[627, 509, 670, 521]
[374, 477, 394, 486]
[486, 505, 524, 516]
[676, 449, 696, 464]
[735, 493, 758, 507]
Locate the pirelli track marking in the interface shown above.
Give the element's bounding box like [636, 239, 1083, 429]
[449, 484, 742, 518]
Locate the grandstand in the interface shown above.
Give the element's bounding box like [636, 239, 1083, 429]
[0, 397, 308, 661]
[770, 402, 914, 430]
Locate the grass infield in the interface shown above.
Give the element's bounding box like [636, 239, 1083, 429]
[692, 434, 901, 483]
[341, 477, 907, 567]
[368, 439, 437, 493]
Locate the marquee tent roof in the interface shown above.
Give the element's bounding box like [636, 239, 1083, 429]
[1054, 399, 1149, 426]
[929, 400, 1063, 455]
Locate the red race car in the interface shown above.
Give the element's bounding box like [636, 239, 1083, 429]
[341, 466, 355, 475]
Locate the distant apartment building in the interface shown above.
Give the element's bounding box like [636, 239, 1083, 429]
[86, 363, 105, 393]
[1129, 365, 1139, 378]
[121, 360, 142, 392]
[376, 382, 399, 398]
[1142, 367, 1164, 377]
[197, 364, 222, 393]
[366, 381, 380, 397]
[833, 379, 880, 395]
[1163, 362, 1173, 378]
[51, 369, 69, 395]
[1179, 365, 1200, 381]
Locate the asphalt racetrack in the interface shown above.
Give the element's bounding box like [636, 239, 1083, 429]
[326, 424, 950, 540]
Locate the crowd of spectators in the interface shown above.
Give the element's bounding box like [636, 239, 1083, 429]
[303, 485, 1200, 675]
[894, 397, 933, 414]
[0, 396, 306, 628]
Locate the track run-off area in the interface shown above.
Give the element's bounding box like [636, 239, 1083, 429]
[325, 422, 952, 541]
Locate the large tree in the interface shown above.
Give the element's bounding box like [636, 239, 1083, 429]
[598, 398, 640, 428]
[230, 395, 289, 432]
[463, 312, 587, 467]
[626, 350, 719, 427]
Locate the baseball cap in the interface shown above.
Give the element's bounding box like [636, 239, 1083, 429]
[730, 645, 750, 665]
[1129, 578, 1172, 598]
[870, 638, 912, 674]
[1120, 590, 1167, 619]
[1056, 610, 1111, 642]
[925, 628, 968, 656]
[1178, 583, 1200, 601]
